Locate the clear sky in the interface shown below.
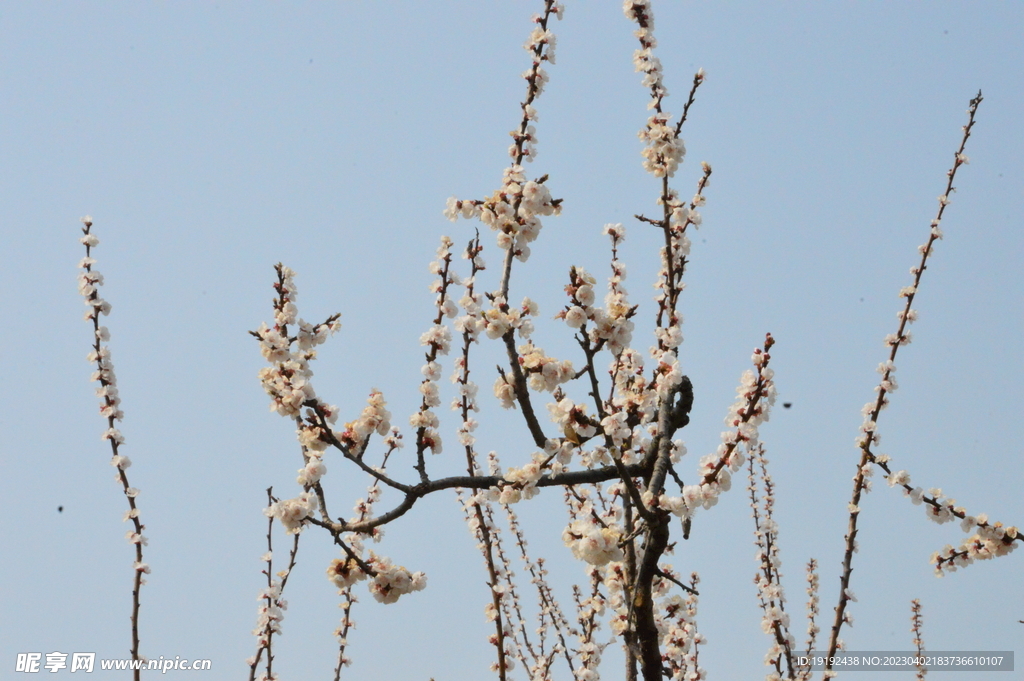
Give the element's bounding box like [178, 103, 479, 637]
[2, 2, 1022, 679]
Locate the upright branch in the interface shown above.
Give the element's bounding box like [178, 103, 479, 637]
[825, 92, 995, 667]
[445, 1, 564, 450]
[504, 507, 579, 679]
[618, 6, 717, 673]
[412, 236, 458, 482]
[626, 0, 708, 350]
[800, 559, 821, 680]
[452, 234, 513, 680]
[748, 443, 797, 679]
[247, 488, 300, 681]
[910, 599, 927, 681]
[78, 217, 148, 679]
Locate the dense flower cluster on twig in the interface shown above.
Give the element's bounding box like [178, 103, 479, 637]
[78, 217, 148, 680]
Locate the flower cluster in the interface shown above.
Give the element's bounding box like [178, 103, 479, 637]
[410, 410, 442, 458]
[408, 238, 463, 459]
[548, 396, 598, 445]
[520, 343, 574, 392]
[562, 519, 623, 567]
[481, 296, 537, 340]
[657, 572, 704, 680]
[493, 374, 517, 411]
[598, 224, 637, 354]
[607, 348, 657, 425]
[624, 0, 665, 103]
[350, 391, 393, 444]
[624, 0, 713, 376]
[559, 256, 638, 358]
[603, 562, 631, 636]
[327, 556, 366, 590]
[560, 266, 597, 330]
[932, 520, 1019, 576]
[247, 488, 304, 679]
[250, 580, 285, 650]
[747, 445, 800, 677]
[366, 553, 428, 604]
[420, 323, 453, 355]
[254, 266, 341, 418]
[78, 229, 112, 317]
[264, 492, 319, 535]
[650, 345, 686, 403]
[639, 111, 685, 179]
[625, 0, 689, 180]
[449, 237, 488, 456]
[879, 467, 1021, 575]
[651, 173, 711, 355]
[657, 338, 776, 521]
[514, 2, 562, 161]
[79, 219, 129, 463]
[803, 560, 821, 659]
[452, 244, 488, 344]
[490, 451, 548, 504]
[443, 8, 562, 264]
[445, 166, 559, 263]
[524, 24, 557, 66]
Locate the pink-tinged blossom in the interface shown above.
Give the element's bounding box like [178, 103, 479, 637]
[103, 428, 126, 445]
[887, 470, 910, 487]
[296, 458, 327, 487]
[575, 284, 596, 307]
[421, 428, 443, 455]
[408, 409, 439, 429]
[326, 557, 368, 590]
[564, 305, 586, 328]
[125, 531, 148, 546]
[494, 375, 516, 409]
[601, 411, 630, 447]
[419, 380, 441, 408]
[419, 324, 452, 355]
[421, 361, 441, 382]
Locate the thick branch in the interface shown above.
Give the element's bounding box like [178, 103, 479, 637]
[338, 462, 649, 533]
[502, 332, 550, 447]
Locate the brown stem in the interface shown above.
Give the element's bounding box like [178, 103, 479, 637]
[825, 91, 983, 669]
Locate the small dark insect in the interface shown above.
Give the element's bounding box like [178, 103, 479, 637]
[58, 506, 63, 513]
[783, 403, 792, 409]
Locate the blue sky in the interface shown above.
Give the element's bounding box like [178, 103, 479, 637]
[2, 2, 1022, 679]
